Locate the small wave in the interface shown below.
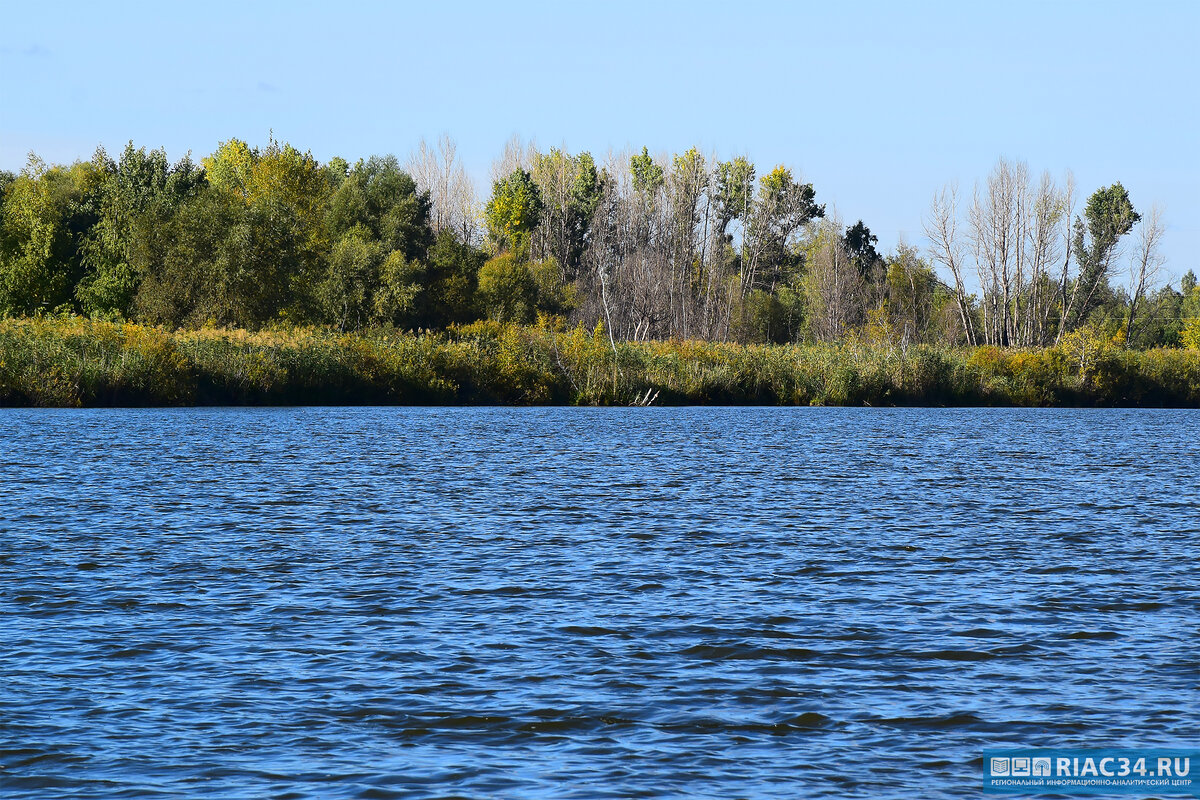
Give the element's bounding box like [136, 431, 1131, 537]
[872, 711, 984, 729]
[657, 712, 835, 734]
[558, 625, 627, 637]
[459, 585, 560, 597]
[987, 642, 1041, 657]
[681, 643, 822, 661]
[910, 649, 996, 662]
[1097, 601, 1167, 611]
[1062, 630, 1120, 640]
[517, 715, 635, 733]
[951, 627, 1008, 638]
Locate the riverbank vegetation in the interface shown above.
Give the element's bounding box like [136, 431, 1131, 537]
[2, 316, 1198, 407]
[1, 135, 1197, 406]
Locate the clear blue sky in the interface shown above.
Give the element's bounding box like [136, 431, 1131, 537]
[3, 0, 1197, 282]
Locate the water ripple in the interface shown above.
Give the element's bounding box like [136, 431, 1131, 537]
[1, 407, 1198, 798]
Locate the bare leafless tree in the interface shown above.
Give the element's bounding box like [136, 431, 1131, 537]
[490, 134, 533, 185]
[961, 160, 1080, 346]
[924, 183, 977, 346]
[1024, 170, 1067, 346]
[968, 159, 1025, 345]
[1125, 205, 1165, 344]
[407, 134, 480, 245]
[1053, 172, 1077, 344]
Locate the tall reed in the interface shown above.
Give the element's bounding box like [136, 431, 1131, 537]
[2, 317, 1198, 407]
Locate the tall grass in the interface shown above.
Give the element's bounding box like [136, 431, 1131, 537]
[2, 316, 1199, 407]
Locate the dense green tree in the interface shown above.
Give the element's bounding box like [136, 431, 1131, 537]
[77, 143, 205, 318]
[476, 254, 571, 324]
[1179, 271, 1200, 348]
[1183, 270, 1197, 296]
[327, 155, 432, 260]
[323, 156, 351, 190]
[418, 229, 487, 328]
[316, 226, 386, 331]
[714, 156, 755, 236]
[747, 166, 823, 292]
[0, 156, 104, 315]
[202, 138, 256, 199]
[844, 220, 882, 280]
[1126, 284, 1184, 348]
[629, 147, 664, 196]
[313, 225, 431, 332]
[477, 253, 540, 323]
[131, 187, 240, 327]
[572, 153, 603, 220]
[196, 138, 340, 323]
[1063, 183, 1140, 332]
[486, 169, 543, 255]
[374, 251, 427, 327]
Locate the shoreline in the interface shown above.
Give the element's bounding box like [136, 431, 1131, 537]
[3, 317, 1199, 409]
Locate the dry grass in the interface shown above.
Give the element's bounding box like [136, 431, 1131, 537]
[2, 316, 1199, 407]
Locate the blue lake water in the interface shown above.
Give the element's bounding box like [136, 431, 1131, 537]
[1, 407, 1198, 798]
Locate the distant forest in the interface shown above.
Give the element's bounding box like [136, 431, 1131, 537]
[1, 136, 1196, 349]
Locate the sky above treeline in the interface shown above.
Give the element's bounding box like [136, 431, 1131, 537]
[3, 0, 1197, 282]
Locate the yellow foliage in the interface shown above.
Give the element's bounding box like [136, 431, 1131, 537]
[1058, 326, 1111, 380]
[966, 345, 1006, 371]
[1182, 318, 1200, 350]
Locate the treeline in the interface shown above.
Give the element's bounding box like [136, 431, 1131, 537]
[1, 137, 1197, 349]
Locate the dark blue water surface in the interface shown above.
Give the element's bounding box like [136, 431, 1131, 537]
[2, 408, 1198, 799]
